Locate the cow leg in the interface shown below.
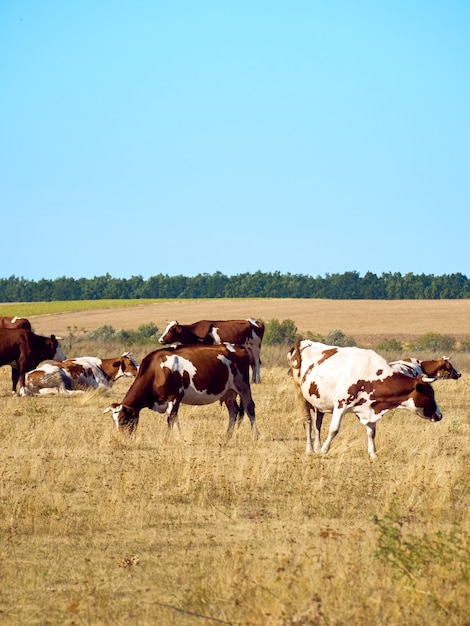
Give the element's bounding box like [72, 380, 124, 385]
[255, 358, 262, 384]
[237, 389, 259, 439]
[304, 410, 313, 454]
[252, 358, 261, 384]
[166, 400, 181, 440]
[11, 366, 20, 394]
[304, 407, 322, 454]
[365, 422, 377, 459]
[293, 386, 315, 454]
[225, 394, 239, 437]
[313, 409, 324, 453]
[320, 407, 344, 454]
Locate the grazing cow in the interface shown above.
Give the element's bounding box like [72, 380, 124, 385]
[0, 328, 66, 395]
[287, 339, 442, 459]
[0, 316, 32, 330]
[25, 352, 139, 395]
[104, 344, 259, 439]
[159, 319, 265, 383]
[389, 357, 461, 382]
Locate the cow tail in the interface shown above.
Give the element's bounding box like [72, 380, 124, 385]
[288, 337, 302, 370]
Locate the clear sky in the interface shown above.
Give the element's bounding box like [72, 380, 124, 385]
[1, 1, 469, 281]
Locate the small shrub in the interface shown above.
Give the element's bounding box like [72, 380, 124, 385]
[302, 330, 323, 342]
[459, 337, 470, 352]
[130, 322, 160, 344]
[323, 329, 356, 347]
[375, 338, 403, 352]
[411, 332, 455, 353]
[264, 319, 297, 345]
[87, 325, 118, 342]
[85, 323, 159, 345]
[372, 506, 470, 585]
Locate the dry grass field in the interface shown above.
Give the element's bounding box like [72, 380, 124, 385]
[1, 300, 469, 625]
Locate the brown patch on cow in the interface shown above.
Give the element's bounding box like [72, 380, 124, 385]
[65, 362, 86, 378]
[308, 379, 320, 398]
[318, 348, 337, 366]
[193, 357, 229, 396]
[302, 363, 316, 385]
[342, 379, 378, 410]
[376, 369, 384, 376]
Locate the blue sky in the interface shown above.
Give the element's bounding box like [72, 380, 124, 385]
[1, 1, 469, 281]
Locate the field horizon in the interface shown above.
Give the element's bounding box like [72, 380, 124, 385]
[5, 297, 470, 347]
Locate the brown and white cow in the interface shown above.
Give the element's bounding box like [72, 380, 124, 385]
[0, 316, 32, 330]
[25, 353, 139, 394]
[105, 344, 259, 439]
[287, 339, 442, 459]
[0, 328, 66, 395]
[389, 357, 461, 382]
[159, 319, 265, 383]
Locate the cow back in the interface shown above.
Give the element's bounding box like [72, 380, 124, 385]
[0, 316, 32, 330]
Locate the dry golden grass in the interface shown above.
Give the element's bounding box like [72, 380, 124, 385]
[1, 349, 469, 625]
[1, 300, 470, 625]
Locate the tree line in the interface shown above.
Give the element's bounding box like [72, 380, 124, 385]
[1, 271, 469, 301]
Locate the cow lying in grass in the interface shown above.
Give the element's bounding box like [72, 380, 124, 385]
[25, 353, 139, 394]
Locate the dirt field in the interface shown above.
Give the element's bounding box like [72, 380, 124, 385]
[28, 298, 470, 346]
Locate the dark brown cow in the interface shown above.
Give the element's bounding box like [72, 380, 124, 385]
[0, 316, 32, 330]
[105, 344, 259, 439]
[159, 319, 265, 383]
[25, 352, 139, 394]
[389, 357, 461, 382]
[287, 339, 442, 458]
[0, 329, 66, 395]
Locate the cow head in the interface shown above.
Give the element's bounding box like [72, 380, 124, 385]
[104, 403, 140, 434]
[112, 352, 139, 381]
[159, 321, 179, 344]
[50, 335, 67, 361]
[436, 357, 461, 380]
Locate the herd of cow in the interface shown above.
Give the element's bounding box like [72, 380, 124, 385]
[0, 315, 462, 458]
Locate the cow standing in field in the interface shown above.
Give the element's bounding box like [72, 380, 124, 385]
[105, 344, 259, 439]
[25, 353, 139, 394]
[389, 357, 461, 382]
[0, 316, 32, 330]
[287, 339, 442, 459]
[159, 319, 265, 383]
[0, 328, 66, 395]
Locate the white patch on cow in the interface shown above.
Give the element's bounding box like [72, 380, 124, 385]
[210, 326, 221, 343]
[159, 353, 234, 405]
